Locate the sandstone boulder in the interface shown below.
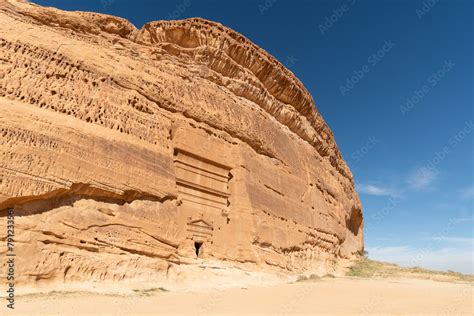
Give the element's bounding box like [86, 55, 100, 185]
[0, 0, 363, 290]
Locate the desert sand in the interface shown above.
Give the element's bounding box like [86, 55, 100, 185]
[5, 277, 473, 315]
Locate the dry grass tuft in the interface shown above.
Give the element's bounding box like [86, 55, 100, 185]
[347, 258, 473, 283]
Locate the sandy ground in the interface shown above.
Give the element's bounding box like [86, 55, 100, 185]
[4, 277, 473, 315]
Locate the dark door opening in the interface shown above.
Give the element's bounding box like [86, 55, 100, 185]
[194, 241, 203, 257]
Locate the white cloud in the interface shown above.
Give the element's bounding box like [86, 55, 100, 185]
[367, 246, 473, 274]
[356, 183, 399, 197]
[431, 236, 474, 244]
[406, 167, 438, 189]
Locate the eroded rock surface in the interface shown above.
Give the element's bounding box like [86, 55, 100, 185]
[0, 0, 363, 289]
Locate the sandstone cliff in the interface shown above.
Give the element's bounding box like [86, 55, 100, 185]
[0, 0, 363, 290]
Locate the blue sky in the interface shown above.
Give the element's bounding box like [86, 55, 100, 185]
[34, 0, 473, 273]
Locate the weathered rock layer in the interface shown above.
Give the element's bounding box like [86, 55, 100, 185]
[0, 0, 363, 288]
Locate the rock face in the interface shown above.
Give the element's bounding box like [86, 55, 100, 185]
[0, 0, 363, 289]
